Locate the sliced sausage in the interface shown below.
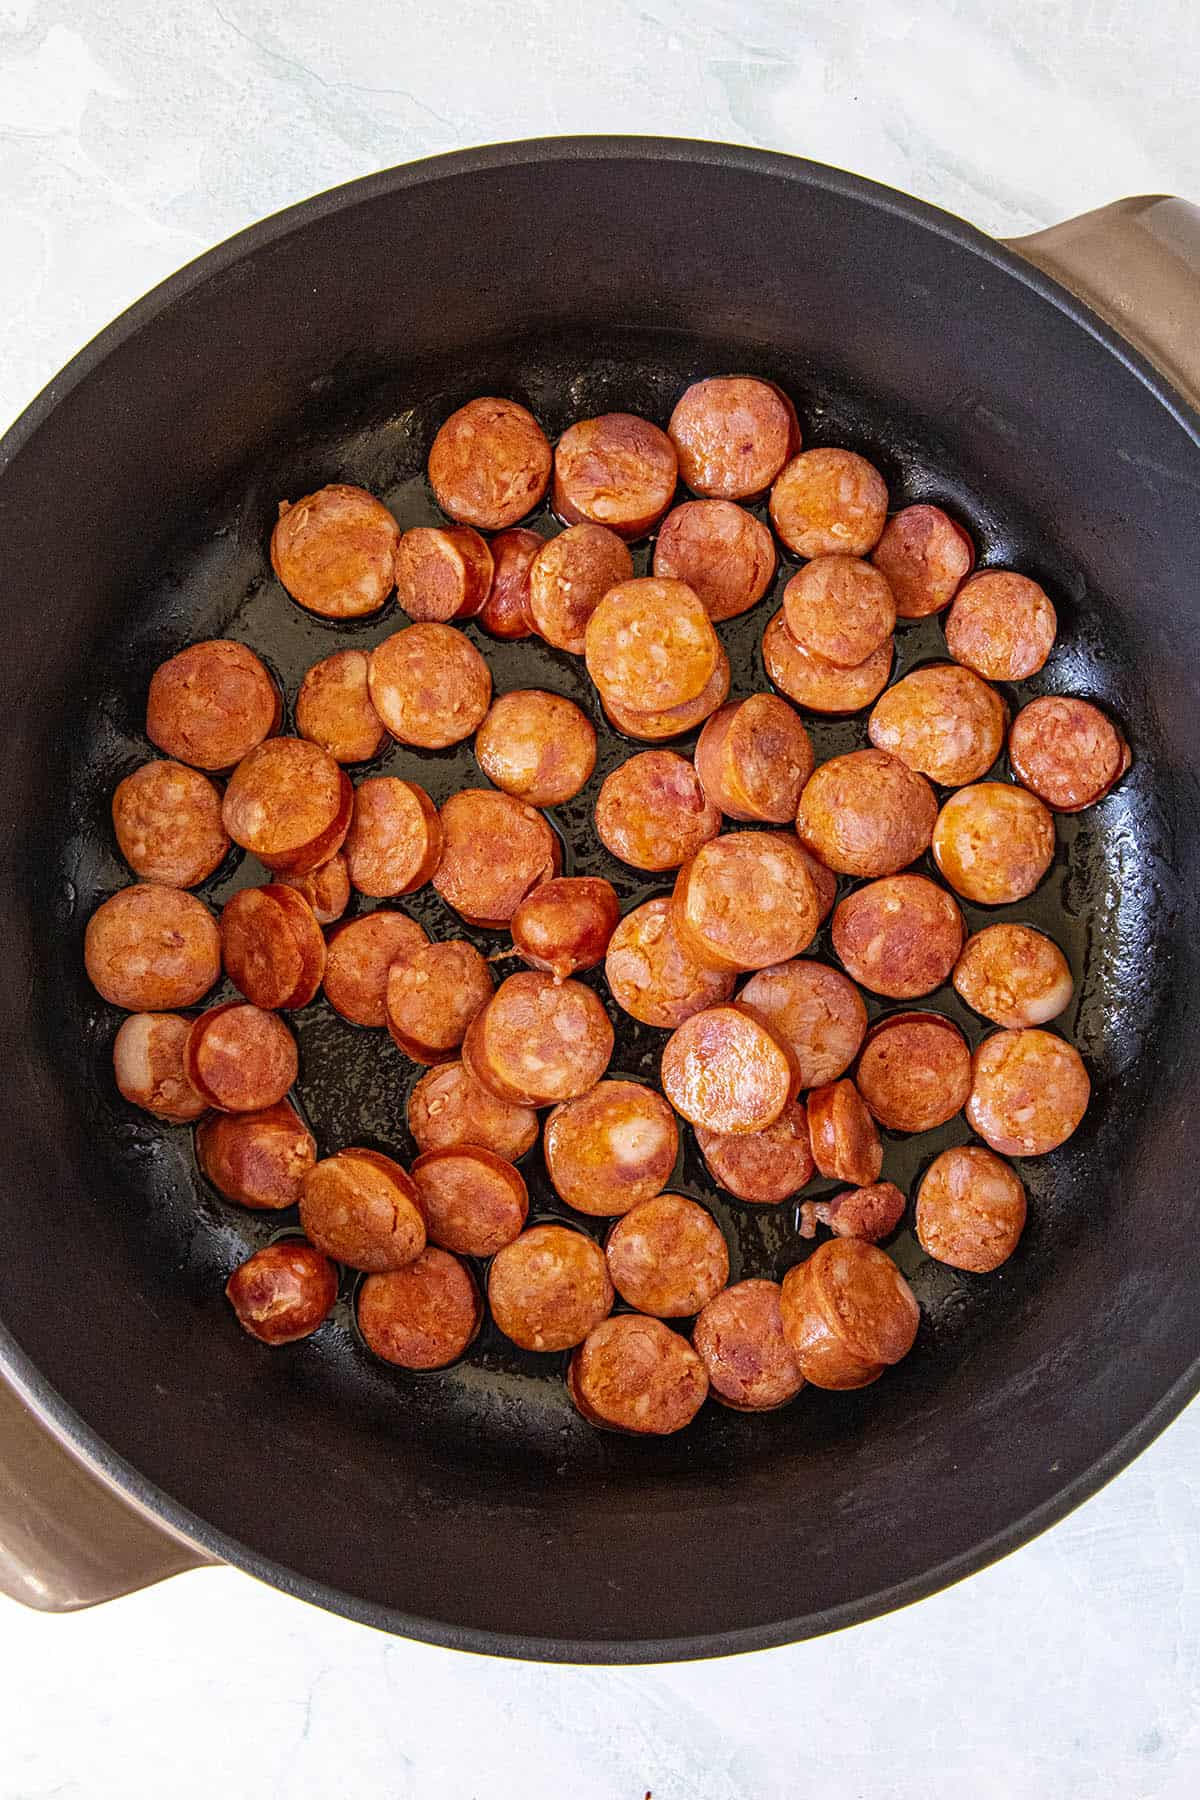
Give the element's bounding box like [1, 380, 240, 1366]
[510, 876, 620, 981]
[463, 971, 614, 1106]
[270, 483, 399, 618]
[112, 1012, 207, 1121]
[553, 412, 678, 538]
[737, 960, 868, 1088]
[300, 1147, 426, 1271]
[368, 623, 492, 749]
[544, 1080, 679, 1216]
[276, 852, 350, 926]
[323, 910, 428, 1027]
[432, 788, 560, 926]
[220, 884, 326, 1010]
[763, 609, 893, 715]
[428, 397, 552, 530]
[526, 523, 633, 654]
[85, 884, 220, 1011]
[806, 1079, 883, 1185]
[606, 1193, 729, 1318]
[965, 1029, 1090, 1156]
[831, 873, 964, 999]
[111, 760, 229, 888]
[474, 689, 597, 808]
[394, 524, 493, 623]
[856, 1011, 971, 1132]
[411, 1147, 528, 1257]
[945, 571, 1057, 680]
[693, 1279, 805, 1411]
[568, 1314, 708, 1434]
[146, 639, 280, 771]
[184, 1002, 298, 1112]
[196, 1101, 317, 1210]
[661, 1004, 793, 1134]
[652, 499, 776, 621]
[781, 556, 896, 669]
[584, 578, 719, 713]
[694, 695, 815, 824]
[226, 1242, 337, 1345]
[696, 1098, 814, 1205]
[673, 831, 821, 971]
[867, 662, 1006, 789]
[797, 749, 937, 879]
[604, 897, 735, 1029]
[770, 449, 888, 559]
[488, 1225, 613, 1352]
[358, 1248, 482, 1369]
[222, 738, 353, 875]
[594, 751, 721, 871]
[871, 504, 975, 618]
[668, 376, 797, 499]
[407, 1059, 538, 1161]
[916, 1146, 1027, 1272]
[1008, 696, 1130, 812]
[932, 782, 1056, 905]
[601, 649, 731, 742]
[952, 923, 1074, 1028]
[780, 1238, 918, 1389]
[478, 528, 542, 640]
[343, 777, 443, 899]
[294, 650, 387, 764]
[798, 1182, 906, 1243]
[384, 938, 493, 1063]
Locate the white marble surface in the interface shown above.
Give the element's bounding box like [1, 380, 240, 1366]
[2, 2, 1199, 1795]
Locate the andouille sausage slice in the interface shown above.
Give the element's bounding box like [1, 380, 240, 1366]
[831, 874, 964, 999]
[185, 1003, 298, 1112]
[661, 1004, 793, 1134]
[568, 1314, 709, 1434]
[488, 1225, 614, 1352]
[510, 877, 620, 981]
[85, 884, 220, 1011]
[277, 852, 350, 926]
[693, 1279, 805, 1411]
[585, 578, 719, 714]
[798, 1182, 906, 1243]
[932, 783, 1056, 905]
[411, 1147, 528, 1257]
[323, 910, 428, 1027]
[797, 750, 937, 880]
[673, 831, 821, 972]
[394, 525, 493, 623]
[196, 1100, 317, 1210]
[952, 923, 1074, 1028]
[474, 690, 597, 808]
[358, 1249, 482, 1369]
[782, 556, 896, 669]
[867, 661, 1007, 788]
[112, 1012, 207, 1121]
[478, 528, 542, 640]
[763, 610, 893, 715]
[368, 623, 492, 749]
[553, 412, 678, 538]
[221, 738, 353, 874]
[604, 898, 735, 1029]
[945, 571, 1057, 680]
[606, 1193, 729, 1318]
[384, 939, 493, 1063]
[696, 1098, 814, 1205]
[407, 1059, 539, 1161]
[428, 397, 552, 530]
[544, 1080, 679, 1216]
[294, 650, 388, 765]
[226, 1242, 338, 1346]
[652, 499, 776, 621]
[770, 450, 889, 559]
[601, 649, 731, 742]
[966, 1029, 1090, 1156]
[220, 884, 326, 1009]
[146, 639, 280, 771]
[693, 695, 815, 824]
[594, 751, 721, 872]
[738, 961, 868, 1089]
[300, 1147, 426, 1272]
[526, 523, 633, 654]
[780, 1238, 919, 1389]
[871, 504, 975, 618]
[916, 1145, 1027, 1272]
[343, 777, 442, 899]
[668, 377, 797, 499]
[463, 972, 614, 1107]
[111, 761, 229, 888]
[271, 483, 399, 619]
[432, 788, 560, 927]
[807, 1079, 883, 1185]
[856, 1012, 972, 1133]
[1008, 696, 1130, 812]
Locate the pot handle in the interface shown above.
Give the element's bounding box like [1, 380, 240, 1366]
[0, 1366, 214, 1610]
[1006, 196, 1200, 411]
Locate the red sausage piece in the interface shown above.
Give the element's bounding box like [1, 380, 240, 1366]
[85, 885, 220, 1011]
[807, 1079, 883, 1185]
[226, 1242, 337, 1345]
[510, 876, 620, 981]
[945, 571, 1057, 681]
[668, 377, 797, 500]
[871, 504, 975, 618]
[693, 1279, 805, 1411]
[1009, 696, 1130, 812]
[222, 738, 352, 875]
[673, 831, 821, 971]
[856, 1012, 971, 1132]
[696, 1098, 814, 1205]
[738, 960, 868, 1089]
[932, 783, 1056, 905]
[478, 528, 542, 640]
[831, 873, 964, 1000]
[368, 623, 492, 749]
[407, 1059, 538, 1161]
[782, 556, 896, 669]
[185, 1003, 298, 1112]
[432, 788, 560, 927]
[463, 972, 613, 1107]
[797, 750, 937, 879]
[606, 1193, 729, 1318]
[394, 524, 493, 623]
[694, 695, 815, 824]
[475, 690, 597, 808]
[112, 761, 229, 888]
[770, 449, 888, 559]
[488, 1225, 614, 1352]
[916, 1146, 1027, 1272]
[652, 499, 776, 621]
[544, 1080, 679, 1216]
[358, 1249, 482, 1369]
[220, 884, 326, 1010]
[295, 650, 388, 764]
[343, 777, 442, 899]
[554, 412, 678, 539]
[604, 897, 735, 1030]
[952, 923, 1073, 1028]
[300, 1147, 426, 1272]
[763, 610, 894, 715]
[780, 1239, 918, 1388]
[594, 751, 720, 872]
[323, 911, 428, 1027]
[196, 1101, 317, 1210]
[271, 483, 399, 619]
[146, 640, 280, 771]
[568, 1314, 708, 1433]
[798, 1182, 906, 1243]
[276, 852, 350, 926]
[661, 1004, 792, 1134]
[966, 1029, 1090, 1156]
[428, 398, 552, 530]
[385, 939, 493, 1063]
[526, 524, 633, 654]
[411, 1147, 528, 1257]
[112, 1012, 207, 1122]
[868, 662, 1007, 788]
[601, 649, 731, 743]
[585, 578, 719, 714]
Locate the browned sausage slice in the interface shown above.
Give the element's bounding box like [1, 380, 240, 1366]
[526, 524, 633, 654]
[510, 877, 620, 981]
[831, 873, 964, 999]
[295, 650, 388, 764]
[406, 1059, 538, 1161]
[952, 923, 1074, 1028]
[554, 412, 678, 538]
[220, 884, 326, 1009]
[661, 1004, 793, 1134]
[432, 788, 560, 927]
[856, 1011, 971, 1132]
[394, 524, 493, 623]
[323, 910, 428, 1027]
[594, 751, 721, 872]
[488, 1225, 613, 1352]
[867, 662, 1007, 788]
[763, 610, 893, 715]
[780, 1238, 918, 1388]
[368, 623, 492, 749]
[85, 884, 220, 1011]
[693, 1279, 805, 1411]
[478, 528, 542, 640]
[226, 1242, 338, 1345]
[343, 777, 443, 899]
[270, 483, 399, 618]
[112, 761, 229, 888]
[544, 1080, 679, 1216]
[673, 831, 821, 971]
[806, 1079, 883, 1185]
[916, 1146, 1027, 1271]
[385, 939, 493, 1063]
[770, 450, 888, 559]
[605, 898, 735, 1029]
[932, 783, 1056, 905]
[606, 1193, 729, 1318]
[871, 504, 975, 618]
[797, 749, 937, 879]
[475, 690, 597, 807]
[300, 1147, 426, 1271]
[945, 571, 1057, 680]
[696, 1098, 814, 1205]
[601, 649, 731, 742]
[668, 377, 798, 499]
[737, 960, 867, 1089]
[781, 556, 896, 668]
[196, 1101, 317, 1210]
[798, 1182, 906, 1243]
[966, 1029, 1090, 1156]
[652, 500, 776, 621]
[585, 578, 719, 713]
[358, 1249, 482, 1369]
[277, 852, 350, 926]
[428, 398, 552, 529]
[222, 738, 353, 874]
[463, 971, 614, 1107]
[112, 1012, 208, 1121]
[694, 696, 815, 824]
[568, 1314, 708, 1433]
[411, 1147, 528, 1256]
[1008, 696, 1130, 811]
[146, 639, 280, 771]
[185, 1002, 298, 1112]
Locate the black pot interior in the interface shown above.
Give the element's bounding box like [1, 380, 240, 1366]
[1, 143, 1198, 1659]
